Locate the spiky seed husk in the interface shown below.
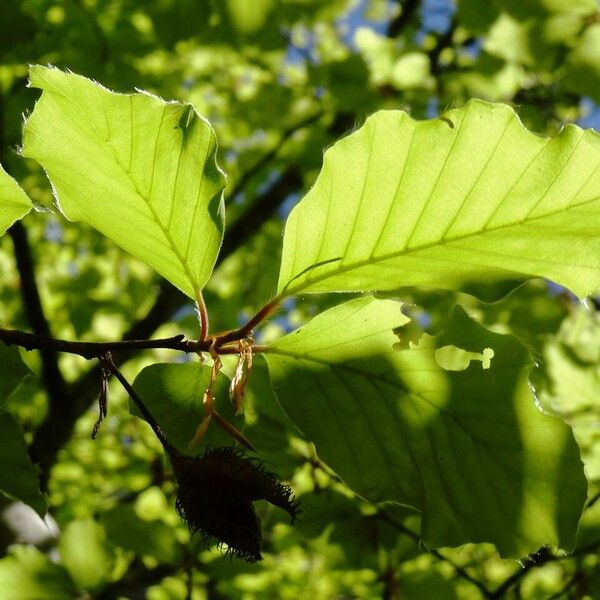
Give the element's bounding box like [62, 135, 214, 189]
[171, 447, 300, 561]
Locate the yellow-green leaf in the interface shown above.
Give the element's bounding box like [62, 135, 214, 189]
[278, 100, 600, 299]
[22, 65, 226, 298]
[0, 164, 31, 236]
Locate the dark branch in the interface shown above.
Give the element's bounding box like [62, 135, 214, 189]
[7, 221, 71, 479]
[488, 541, 600, 599]
[220, 165, 302, 260]
[387, 0, 421, 38]
[0, 327, 200, 358]
[103, 353, 180, 458]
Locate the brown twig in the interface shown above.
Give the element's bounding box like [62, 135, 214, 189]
[196, 292, 209, 342]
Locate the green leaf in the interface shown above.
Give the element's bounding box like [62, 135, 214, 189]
[565, 24, 600, 103]
[0, 164, 31, 236]
[0, 410, 46, 516]
[0, 546, 76, 600]
[58, 518, 115, 592]
[496, 0, 598, 19]
[264, 297, 587, 556]
[532, 307, 600, 485]
[101, 504, 182, 564]
[131, 362, 243, 454]
[277, 101, 600, 299]
[0, 344, 31, 402]
[22, 65, 226, 299]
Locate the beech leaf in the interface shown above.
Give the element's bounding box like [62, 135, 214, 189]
[264, 297, 587, 556]
[22, 65, 226, 298]
[0, 164, 31, 236]
[278, 100, 600, 299]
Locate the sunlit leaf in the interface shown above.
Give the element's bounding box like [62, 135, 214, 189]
[277, 100, 600, 299]
[533, 307, 600, 484]
[58, 519, 115, 592]
[22, 65, 226, 299]
[0, 411, 45, 515]
[265, 297, 587, 555]
[0, 546, 76, 600]
[0, 164, 31, 236]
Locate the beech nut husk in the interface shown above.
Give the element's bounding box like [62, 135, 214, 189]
[171, 446, 300, 562]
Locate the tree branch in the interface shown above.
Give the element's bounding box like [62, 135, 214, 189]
[7, 221, 71, 481]
[0, 328, 200, 358]
[27, 165, 304, 474]
[387, 0, 421, 38]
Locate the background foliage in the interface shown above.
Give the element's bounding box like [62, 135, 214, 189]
[1, 0, 600, 598]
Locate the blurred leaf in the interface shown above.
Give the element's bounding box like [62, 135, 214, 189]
[533, 307, 600, 484]
[278, 101, 600, 299]
[0, 164, 31, 236]
[496, 0, 598, 19]
[456, 0, 500, 33]
[396, 553, 482, 599]
[443, 53, 525, 101]
[226, 0, 275, 34]
[58, 518, 115, 592]
[0, 410, 45, 516]
[265, 297, 587, 556]
[0, 0, 37, 60]
[101, 504, 181, 564]
[0, 545, 76, 599]
[565, 24, 600, 103]
[131, 362, 243, 454]
[22, 65, 226, 299]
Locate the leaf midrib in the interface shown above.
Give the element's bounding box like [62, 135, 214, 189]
[282, 189, 600, 296]
[44, 87, 205, 297]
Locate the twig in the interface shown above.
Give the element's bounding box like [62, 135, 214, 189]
[101, 353, 180, 458]
[0, 328, 200, 358]
[0, 292, 283, 360]
[226, 112, 322, 204]
[585, 490, 600, 509]
[212, 298, 280, 348]
[26, 114, 323, 474]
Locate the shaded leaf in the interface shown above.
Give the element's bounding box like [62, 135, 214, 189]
[0, 344, 31, 403]
[22, 65, 226, 298]
[264, 297, 587, 556]
[0, 164, 31, 236]
[0, 546, 76, 600]
[101, 504, 181, 564]
[131, 362, 242, 454]
[0, 410, 45, 516]
[278, 101, 600, 299]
